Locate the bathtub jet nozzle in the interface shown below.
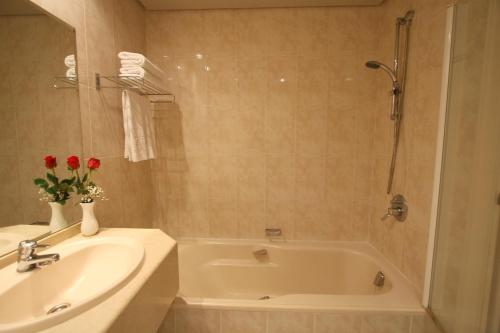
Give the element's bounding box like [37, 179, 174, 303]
[373, 271, 385, 287]
[253, 248, 268, 258]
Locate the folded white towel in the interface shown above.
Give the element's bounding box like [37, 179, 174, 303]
[119, 66, 147, 77]
[65, 67, 77, 81]
[118, 51, 145, 61]
[118, 51, 164, 79]
[64, 54, 76, 68]
[122, 90, 157, 162]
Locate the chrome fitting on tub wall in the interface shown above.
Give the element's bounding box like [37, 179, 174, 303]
[381, 195, 408, 222]
[265, 228, 282, 238]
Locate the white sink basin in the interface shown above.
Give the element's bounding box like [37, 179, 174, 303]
[0, 236, 144, 333]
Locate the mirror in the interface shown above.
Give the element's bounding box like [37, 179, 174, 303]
[0, 0, 82, 257]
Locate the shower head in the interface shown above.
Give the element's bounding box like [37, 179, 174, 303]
[365, 61, 398, 87]
[365, 61, 382, 69]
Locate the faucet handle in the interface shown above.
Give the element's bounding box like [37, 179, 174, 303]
[380, 194, 408, 222]
[17, 240, 48, 258]
[381, 211, 392, 221]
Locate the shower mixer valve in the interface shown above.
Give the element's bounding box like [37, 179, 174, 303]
[381, 194, 408, 222]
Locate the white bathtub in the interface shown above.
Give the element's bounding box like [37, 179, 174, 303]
[174, 239, 422, 312]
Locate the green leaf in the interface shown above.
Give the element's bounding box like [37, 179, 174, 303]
[46, 173, 59, 185]
[34, 178, 49, 188]
[46, 187, 57, 195]
[61, 177, 75, 186]
[82, 174, 88, 183]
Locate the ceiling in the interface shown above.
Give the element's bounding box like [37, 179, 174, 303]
[138, 0, 384, 10]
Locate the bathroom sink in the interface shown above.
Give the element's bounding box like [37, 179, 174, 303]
[0, 236, 144, 333]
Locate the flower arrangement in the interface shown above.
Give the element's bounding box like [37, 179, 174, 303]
[34, 155, 106, 204]
[72, 156, 106, 203]
[34, 156, 76, 205]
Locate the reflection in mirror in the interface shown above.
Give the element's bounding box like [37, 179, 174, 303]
[0, 0, 82, 257]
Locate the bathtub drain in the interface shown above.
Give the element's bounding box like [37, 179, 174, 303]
[258, 296, 271, 300]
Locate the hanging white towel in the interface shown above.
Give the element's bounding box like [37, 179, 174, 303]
[64, 54, 76, 68]
[118, 51, 164, 79]
[65, 67, 77, 80]
[122, 90, 157, 162]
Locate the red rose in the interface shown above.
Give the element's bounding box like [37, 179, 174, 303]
[67, 155, 80, 170]
[44, 155, 57, 169]
[87, 158, 101, 170]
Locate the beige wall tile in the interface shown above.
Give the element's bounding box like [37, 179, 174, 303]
[268, 311, 314, 333]
[296, 8, 329, 57]
[92, 157, 124, 228]
[266, 154, 295, 203]
[410, 313, 441, 333]
[145, 1, 448, 295]
[169, 11, 205, 58]
[266, 9, 298, 57]
[315, 313, 362, 333]
[175, 308, 219, 333]
[209, 197, 237, 238]
[157, 309, 175, 333]
[237, 199, 266, 239]
[365, 0, 449, 295]
[204, 10, 237, 57]
[220, 310, 267, 333]
[362, 314, 411, 333]
[235, 10, 269, 57]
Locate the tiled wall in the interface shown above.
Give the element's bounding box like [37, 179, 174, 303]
[146, 7, 383, 240]
[29, 0, 157, 229]
[147, 1, 450, 295]
[28, 0, 451, 297]
[368, 0, 450, 294]
[160, 307, 441, 333]
[0, 15, 81, 226]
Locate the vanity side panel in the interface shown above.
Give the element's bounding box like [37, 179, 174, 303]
[108, 245, 179, 333]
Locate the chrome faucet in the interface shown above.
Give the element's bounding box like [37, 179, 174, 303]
[17, 240, 60, 273]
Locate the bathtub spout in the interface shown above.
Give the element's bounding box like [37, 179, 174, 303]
[265, 228, 282, 238]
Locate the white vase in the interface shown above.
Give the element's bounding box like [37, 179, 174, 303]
[80, 202, 99, 236]
[48, 202, 68, 232]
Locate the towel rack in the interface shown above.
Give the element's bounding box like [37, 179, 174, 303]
[95, 73, 175, 103]
[53, 77, 78, 89]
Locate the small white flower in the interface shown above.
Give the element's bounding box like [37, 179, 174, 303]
[80, 185, 107, 203]
[38, 188, 55, 202]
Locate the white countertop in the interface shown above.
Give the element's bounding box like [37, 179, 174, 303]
[38, 228, 176, 333]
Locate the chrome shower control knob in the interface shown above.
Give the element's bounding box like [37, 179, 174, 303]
[380, 194, 408, 222]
